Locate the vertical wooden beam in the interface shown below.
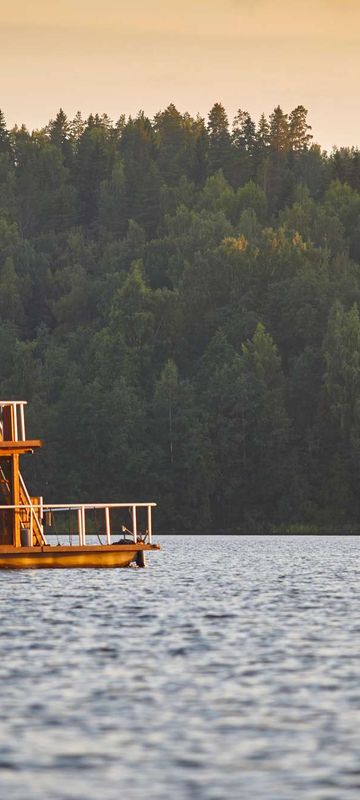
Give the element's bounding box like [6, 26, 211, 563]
[11, 454, 21, 547]
[105, 507, 111, 544]
[132, 505, 137, 543]
[2, 406, 15, 441]
[147, 505, 152, 543]
[0, 458, 13, 544]
[81, 506, 86, 545]
[19, 404, 26, 441]
[13, 408, 18, 442]
[77, 508, 83, 545]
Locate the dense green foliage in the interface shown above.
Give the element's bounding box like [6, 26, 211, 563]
[1, 103, 360, 530]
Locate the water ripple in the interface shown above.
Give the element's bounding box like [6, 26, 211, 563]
[0, 535, 360, 799]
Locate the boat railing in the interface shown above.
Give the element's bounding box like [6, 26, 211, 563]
[0, 400, 27, 441]
[19, 474, 46, 544]
[0, 502, 156, 546]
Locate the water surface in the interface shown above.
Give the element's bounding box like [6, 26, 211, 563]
[1, 535, 360, 799]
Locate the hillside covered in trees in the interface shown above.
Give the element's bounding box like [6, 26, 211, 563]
[1, 102, 360, 531]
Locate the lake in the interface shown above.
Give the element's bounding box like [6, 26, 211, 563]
[1, 535, 360, 799]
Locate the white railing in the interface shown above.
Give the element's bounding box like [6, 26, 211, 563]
[19, 474, 46, 544]
[0, 400, 27, 441]
[0, 502, 156, 546]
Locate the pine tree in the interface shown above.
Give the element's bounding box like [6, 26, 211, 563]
[48, 108, 69, 148]
[0, 109, 13, 161]
[69, 111, 85, 142]
[231, 110, 257, 185]
[154, 104, 197, 185]
[120, 113, 162, 234]
[232, 110, 256, 152]
[269, 106, 289, 153]
[47, 108, 73, 166]
[257, 114, 270, 151]
[207, 102, 232, 176]
[75, 117, 116, 225]
[289, 105, 313, 152]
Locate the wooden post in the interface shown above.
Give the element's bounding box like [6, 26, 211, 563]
[81, 506, 86, 545]
[105, 507, 111, 544]
[77, 508, 83, 545]
[40, 496, 44, 538]
[13, 408, 18, 442]
[19, 404, 26, 441]
[147, 505, 152, 543]
[132, 505, 137, 543]
[11, 454, 21, 547]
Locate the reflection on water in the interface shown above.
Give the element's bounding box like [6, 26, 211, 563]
[1, 535, 360, 799]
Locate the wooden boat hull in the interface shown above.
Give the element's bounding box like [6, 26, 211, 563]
[0, 543, 160, 569]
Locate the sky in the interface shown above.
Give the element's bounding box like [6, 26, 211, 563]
[1, 0, 359, 150]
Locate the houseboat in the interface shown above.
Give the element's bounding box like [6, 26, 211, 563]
[0, 400, 159, 568]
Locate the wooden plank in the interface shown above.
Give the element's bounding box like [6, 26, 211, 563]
[0, 440, 42, 455]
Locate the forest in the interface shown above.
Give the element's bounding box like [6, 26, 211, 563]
[1, 102, 360, 532]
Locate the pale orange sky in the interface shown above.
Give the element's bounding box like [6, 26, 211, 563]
[1, 0, 359, 150]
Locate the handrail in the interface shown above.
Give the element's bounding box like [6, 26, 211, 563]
[38, 502, 156, 509]
[19, 473, 47, 545]
[0, 401, 27, 441]
[0, 401, 28, 405]
[0, 501, 156, 546]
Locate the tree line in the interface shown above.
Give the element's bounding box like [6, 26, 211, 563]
[1, 101, 360, 531]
